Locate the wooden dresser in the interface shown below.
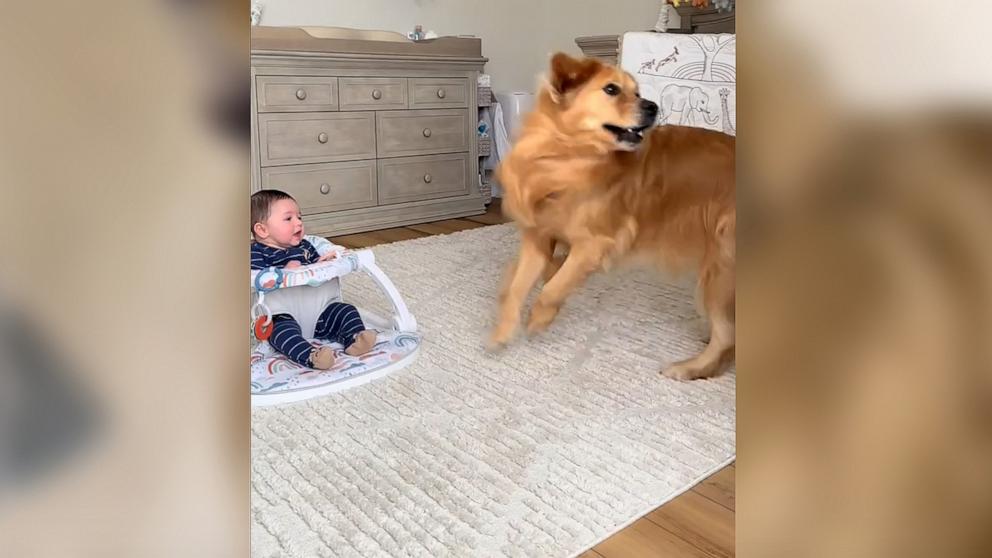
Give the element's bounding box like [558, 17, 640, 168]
[251, 27, 488, 236]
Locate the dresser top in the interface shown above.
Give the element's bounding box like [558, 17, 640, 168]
[252, 26, 483, 59]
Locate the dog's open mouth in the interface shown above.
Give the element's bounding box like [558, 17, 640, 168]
[603, 123, 651, 145]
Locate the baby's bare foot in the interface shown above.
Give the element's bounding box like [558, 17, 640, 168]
[345, 330, 377, 356]
[310, 346, 336, 369]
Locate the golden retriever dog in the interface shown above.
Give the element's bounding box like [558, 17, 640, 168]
[489, 52, 735, 380]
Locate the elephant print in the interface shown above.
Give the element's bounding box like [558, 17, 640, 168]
[658, 84, 719, 127]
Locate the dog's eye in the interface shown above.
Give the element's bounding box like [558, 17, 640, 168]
[603, 83, 621, 96]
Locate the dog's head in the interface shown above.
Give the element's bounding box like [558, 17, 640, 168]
[542, 52, 658, 151]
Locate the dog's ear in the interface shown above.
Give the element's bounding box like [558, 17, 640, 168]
[548, 52, 601, 101]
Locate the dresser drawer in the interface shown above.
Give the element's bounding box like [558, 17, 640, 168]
[256, 76, 338, 112]
[409, 78, 469, 109]
[376, 109, 468, 158]
[377, 153, 469, 205]
[261, 160, 377, 214]
[258, 112, 376, 166]
[339, 77, 408, 110]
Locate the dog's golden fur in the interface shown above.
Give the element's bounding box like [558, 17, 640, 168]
[489, 53, 736, 380]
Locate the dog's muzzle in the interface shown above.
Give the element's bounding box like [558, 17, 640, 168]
[603, 124, 649, 144]
[603, 99, 659, 147]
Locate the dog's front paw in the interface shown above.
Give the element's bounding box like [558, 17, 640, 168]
[486, 322, 518, 351]
[526, 302, 559, 334]
[661, 360, 705, 381]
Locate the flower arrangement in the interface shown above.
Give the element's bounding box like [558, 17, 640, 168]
[669, 0, 735, 11]
[251, 2, 263, 26]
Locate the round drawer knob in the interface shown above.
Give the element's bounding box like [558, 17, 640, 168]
[436, 88, 446, 99]
[317, 132, 328, 144]
[319, 183, 330, 194]
[422, 128, 432, 138]
[371, 89, 382, 100]
[423, 173, 432, 183]
[295, 88, 307, 100]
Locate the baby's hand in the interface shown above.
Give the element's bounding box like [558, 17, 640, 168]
[317, 251, 339, 262]
[283, 261, 302, 270]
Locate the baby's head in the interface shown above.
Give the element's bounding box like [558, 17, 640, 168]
[251, 189, 304, 248]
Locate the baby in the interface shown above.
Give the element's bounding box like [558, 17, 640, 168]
[251, 189, 377, 369]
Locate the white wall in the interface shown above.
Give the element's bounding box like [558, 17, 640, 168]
[257, 0, 660, 94]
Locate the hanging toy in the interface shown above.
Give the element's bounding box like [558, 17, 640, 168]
[253, 314, 273, 341]
[254, 266, 284, 292]
[251, 266, 283, 341]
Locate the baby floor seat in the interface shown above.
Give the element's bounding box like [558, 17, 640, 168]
[250, 236, 420, 407]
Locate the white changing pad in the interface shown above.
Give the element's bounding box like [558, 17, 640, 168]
[251, 328, 421, 406]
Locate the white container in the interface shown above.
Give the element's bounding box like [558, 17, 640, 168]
[494, 92, 535, 141]
[489, 92, 535, 199]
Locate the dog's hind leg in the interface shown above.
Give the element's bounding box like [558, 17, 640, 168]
[664, 260, 734, 380]
[663, 218, 736, 380]
[488, 231, 554, 349]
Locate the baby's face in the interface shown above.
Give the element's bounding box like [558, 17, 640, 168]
[258, 199, 304, 248]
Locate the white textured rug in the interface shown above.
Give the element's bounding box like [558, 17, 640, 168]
[251, 224, 736, 558]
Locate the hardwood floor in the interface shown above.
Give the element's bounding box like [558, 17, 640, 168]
[329, 199, 736, 557]
[330, 215, 496, 250]
[592, 464, 735, 558]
